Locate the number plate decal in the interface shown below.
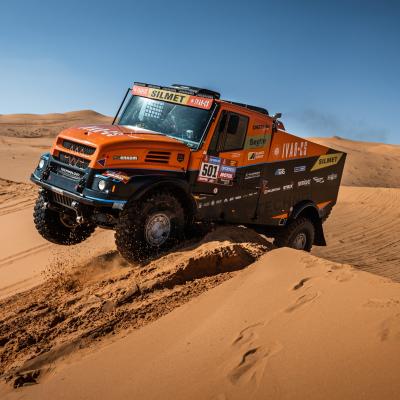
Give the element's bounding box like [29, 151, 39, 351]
[197, 155, 237, 186]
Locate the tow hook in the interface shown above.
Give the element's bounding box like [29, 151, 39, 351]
[71, 201, 85, 224]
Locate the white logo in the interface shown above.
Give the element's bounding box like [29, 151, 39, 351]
[294, 165, 306, 173]
[275, 168, 286, 176]
[327, 173, 338, 181]
[283, 183, 294, 190]
[265, 187, 281, 193]
[213, 187, 218, 194]
[282, 142, 308, 159]
[298, 179, 311, 187]
[313, 177, 325, 183]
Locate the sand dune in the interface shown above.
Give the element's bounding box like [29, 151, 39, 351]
[0, 113, 399, 398]
[2, 249, 400, 400]
[0, 110, 111, 138]
[312, 136, 400, 188]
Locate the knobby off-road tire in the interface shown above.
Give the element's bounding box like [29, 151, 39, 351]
[275, 217, 315, 252]
[115, 192, 185, 263]
[33, 192, 95, 245]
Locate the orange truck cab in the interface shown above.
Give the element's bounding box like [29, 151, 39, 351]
[31, 82, 346, 262]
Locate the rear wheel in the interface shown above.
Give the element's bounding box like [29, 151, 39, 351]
[33, 192, 95, 245]
[115, 192, 185, 263]
[275, 217, 315, 252]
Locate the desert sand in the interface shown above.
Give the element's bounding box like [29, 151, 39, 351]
[0, 112, 399, 399]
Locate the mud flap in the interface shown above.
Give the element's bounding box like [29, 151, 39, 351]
[314, 219, 327, 246]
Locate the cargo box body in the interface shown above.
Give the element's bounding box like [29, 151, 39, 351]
[191, 129, 346, 227]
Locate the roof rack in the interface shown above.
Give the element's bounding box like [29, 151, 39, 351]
[134, 82, 220, 99]
[225, 101, 269, 116]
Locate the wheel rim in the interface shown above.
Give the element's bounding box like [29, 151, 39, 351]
[145, 213, 171, 246]
[293, 232, 307, 250]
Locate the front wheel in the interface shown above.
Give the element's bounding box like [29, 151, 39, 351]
[33, 192, 95, 245]
[115, 192, 185, 263]
[274, 217, 315, 252]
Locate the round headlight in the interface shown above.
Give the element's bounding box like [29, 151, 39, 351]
[98, 179, 107, 191]
[38, 159, 45, 169]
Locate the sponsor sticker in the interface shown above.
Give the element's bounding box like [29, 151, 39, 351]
[313, 177, 325, 184]
[113, 155, 138, 161]
[103, 170, 131, 183]
[294, 165, 306, 173]
[275, 168, 286, 176]
[327, 173, 338, 181]
[281, 141, 308, 159]
[132, 85, 213, 110]
[253, 124, 270, 130]
[245, 171, 261, 180]
[283, 183, 294, 190]
[265, 187, 281, 194]
[311, 153, 343, 171]
[247, 151, 264, 161]
[197, 155, 237, 185]
[245, 134, 270, 149]
[80, 126, 124, 137]
[298, 179, 311, 187]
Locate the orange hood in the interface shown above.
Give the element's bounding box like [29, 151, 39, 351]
[52, 125, 191, 171]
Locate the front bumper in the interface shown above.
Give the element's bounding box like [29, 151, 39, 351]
[30, 174, 127, 209]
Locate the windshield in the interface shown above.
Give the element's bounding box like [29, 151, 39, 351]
[118, 95, 212, 149]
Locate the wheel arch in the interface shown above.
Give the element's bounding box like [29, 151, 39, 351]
[290, 200, 326, 246]
[130, 179, 196, 222]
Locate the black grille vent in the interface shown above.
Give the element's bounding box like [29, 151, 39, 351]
[62, 139, 96, 155]
[58, 152, 90, 170]
[145, 151, 171, 164]
[52, 192, 73, 208]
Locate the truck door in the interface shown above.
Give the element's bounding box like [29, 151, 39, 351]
[192, 110, 260, 223]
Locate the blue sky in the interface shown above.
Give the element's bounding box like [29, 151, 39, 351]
[0, 0, 399, 143]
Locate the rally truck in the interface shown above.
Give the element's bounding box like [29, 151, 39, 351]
[31, 82, 346, 262]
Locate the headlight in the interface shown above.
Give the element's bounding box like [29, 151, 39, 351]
[98, 179, 107, 191]
[38, 159, 45, 169]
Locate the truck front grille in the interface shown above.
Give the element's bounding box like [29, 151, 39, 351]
[52, 192, 73, 207]
[58, 151, 90, 169]
[145, 151, 171, 164]
[62, 139, 96, 155]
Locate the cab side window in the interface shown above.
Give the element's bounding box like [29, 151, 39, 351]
[210, 111, 248, 154]
[222, 113, 248, 152]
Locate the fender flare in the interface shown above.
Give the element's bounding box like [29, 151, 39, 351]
[289, 200, 326, 246]
[129, 177, 196, 218]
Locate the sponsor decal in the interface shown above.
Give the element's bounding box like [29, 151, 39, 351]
[132, 85, 213, 110]
[245, 171, 261, 180]
[298, 179, 311, 187]
[294, 165, 306, 173]
[245, 134, 270, 149]
[273, 147, 280, 156]
[313, 177, 325, 184]
[265, 187, 281, 194]
[113, 155, 138, 161]
[80, 126, 124, 137]
[59, 167, 80, 179]
[213, 187, 218, 194]
[247, 151, 264, 161]
[197, 155, 237, 186]
[311, 153, 343, 171]
[97, 159, 106, 167]
[274, 168, 286, 176]
[103, 170, 131, 183]
[253, 124, 270, 130]
[283, 183, 294, 190]
[281, 141, 308, 159]
[327, 173, 338, 181]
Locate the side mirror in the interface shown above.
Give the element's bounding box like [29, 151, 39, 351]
[273, 112, 282, 119]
